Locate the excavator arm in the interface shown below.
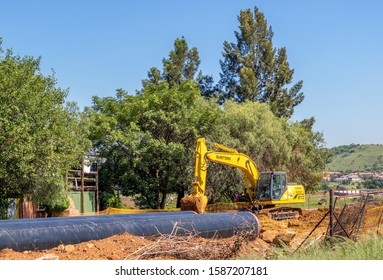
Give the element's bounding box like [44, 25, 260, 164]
[181, 138, 260, 213]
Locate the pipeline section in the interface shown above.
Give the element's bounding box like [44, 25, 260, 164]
[0, 211, 260, 252]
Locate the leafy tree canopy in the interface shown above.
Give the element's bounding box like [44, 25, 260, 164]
[204, 102, 327, 200]
[363, 178, 383, 189]
[285, 117, 329, 192]
[87, 81, 221, 209]
[0, 40, 91, 209]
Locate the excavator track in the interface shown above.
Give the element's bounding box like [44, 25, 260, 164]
[259, 207, 302, 220]
[204, 203, 303, 220]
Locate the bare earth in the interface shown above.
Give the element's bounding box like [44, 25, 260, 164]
[0, 209, 331, 260]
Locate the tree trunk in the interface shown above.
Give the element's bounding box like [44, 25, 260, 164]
[155, 170, 161, 209]
[160, 192, 167, 209]
[176, 188, 185, 208]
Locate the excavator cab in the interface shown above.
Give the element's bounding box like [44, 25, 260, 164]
[240, 172, 287, 203]
[255, 171, 305, 219]
[256, 172, 287, 201]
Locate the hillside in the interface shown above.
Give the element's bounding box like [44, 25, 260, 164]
[326, 144, 383, 173]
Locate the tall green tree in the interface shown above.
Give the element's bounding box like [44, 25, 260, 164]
[218, 7, 304, 118]
[0, 40, 91, 211]
[142, 37, 201, 89]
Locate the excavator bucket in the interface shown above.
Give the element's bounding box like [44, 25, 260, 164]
[180, 195, 208, 214]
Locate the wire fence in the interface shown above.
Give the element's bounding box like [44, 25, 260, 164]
[295, 190, 383, 251]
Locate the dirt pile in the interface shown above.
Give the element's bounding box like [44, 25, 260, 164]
[0, 233, 150, 260]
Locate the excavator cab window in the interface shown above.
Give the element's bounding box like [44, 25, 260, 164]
[256, 173, 272, 200]
[271, 173, 287, 200]
[256, 172, 287, 201]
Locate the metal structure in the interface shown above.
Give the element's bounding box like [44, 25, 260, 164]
[66, 158, 99, 213]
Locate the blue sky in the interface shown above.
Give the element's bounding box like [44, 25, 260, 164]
[1, 0, 382, 148]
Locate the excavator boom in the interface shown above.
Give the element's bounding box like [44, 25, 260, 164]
[181, 138, 259, 213]
[180, 138, 208, 213]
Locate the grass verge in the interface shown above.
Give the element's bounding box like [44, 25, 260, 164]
[268, 234, 383, 260]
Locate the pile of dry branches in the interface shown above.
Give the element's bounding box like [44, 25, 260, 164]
[125, 221, 257, 260]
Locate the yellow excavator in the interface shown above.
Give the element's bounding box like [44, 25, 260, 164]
[180, 138, 305, 220]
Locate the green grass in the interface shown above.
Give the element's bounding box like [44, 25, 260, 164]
[240, 234, 383, 260]
[288, 194, 360, 210]
[272, 234, 383, 260]
[326, 144, 383, 173]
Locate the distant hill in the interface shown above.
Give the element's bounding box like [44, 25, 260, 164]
[326, 144, 383, 173]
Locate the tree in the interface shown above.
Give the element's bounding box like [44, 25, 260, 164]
[218, 7, 304, 118]
[142, 37, 201, 89]
[197, 103, 327, 201]
[141, 37, 217, 98]
[285, 117, 329, 192]
[0, 40, 91, 212]
[88, 81, 221, 209]
[196, 72, 219, 99]
[198, 101, 290, 202]
[220, 101, 291, 169]
[363, 178, 383, 189]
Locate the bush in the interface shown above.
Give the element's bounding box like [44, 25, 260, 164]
[100, 192, 124, 209]
[46, 196, 70, 214]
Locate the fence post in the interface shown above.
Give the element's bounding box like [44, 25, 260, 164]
[81, 160, 85, 214]
[329, 189, 334, 238]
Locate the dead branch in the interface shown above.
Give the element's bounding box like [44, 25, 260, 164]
[125, 221, 256, 260]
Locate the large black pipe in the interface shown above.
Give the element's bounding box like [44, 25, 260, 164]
[0, 212, 259, 252]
